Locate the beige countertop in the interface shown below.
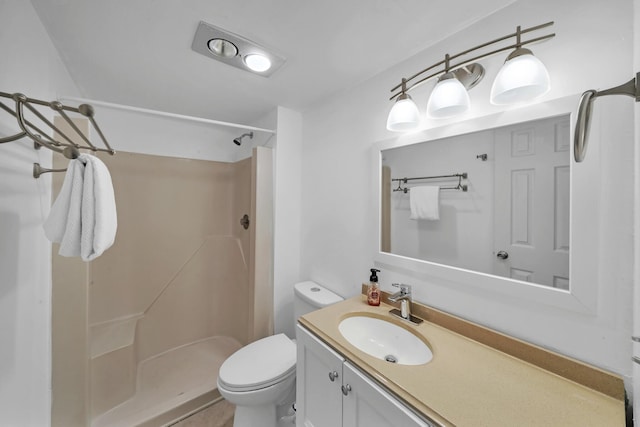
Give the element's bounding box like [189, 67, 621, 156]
[299, 295, 625, 427]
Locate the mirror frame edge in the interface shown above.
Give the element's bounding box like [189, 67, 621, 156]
[371, 93, 597, 315]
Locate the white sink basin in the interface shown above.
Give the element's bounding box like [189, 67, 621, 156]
[338, 316, 433, 365]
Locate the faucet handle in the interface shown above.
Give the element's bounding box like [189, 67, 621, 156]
[392, 283, 411, 294]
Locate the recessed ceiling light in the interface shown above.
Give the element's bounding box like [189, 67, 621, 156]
[244, 54, 271, 72]
[207, 38, 238, 58]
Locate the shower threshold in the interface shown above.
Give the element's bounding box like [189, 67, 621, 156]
[92, 336, 241, 427]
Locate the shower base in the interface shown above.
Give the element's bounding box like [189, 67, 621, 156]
[92, 336, 242, 427]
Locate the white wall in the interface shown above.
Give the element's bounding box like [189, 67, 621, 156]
[0, 1, 80, 425]
[272, 107, 303, 338]
[301, 0, 635, 385]
[231, 105, 304, 339]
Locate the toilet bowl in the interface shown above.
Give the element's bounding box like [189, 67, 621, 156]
[217, 334, 296, 427]
[217, 281, 343, 427]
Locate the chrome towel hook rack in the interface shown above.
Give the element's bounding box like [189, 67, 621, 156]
[0, 91, 114, 165]
[392, 172, 468, 193]
[574, 72, 640, 162]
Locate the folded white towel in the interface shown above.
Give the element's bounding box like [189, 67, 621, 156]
[409, 186, 440, 220]
[44, 153, 117, 261]
[81, 154, 117, 261]
[44, 157, 85, 256]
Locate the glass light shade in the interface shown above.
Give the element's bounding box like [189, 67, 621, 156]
[386, 94, 420, 132]
[490, 52, 550, 105]
[244, 54, 272, 72]
[426, 77, 470, 119]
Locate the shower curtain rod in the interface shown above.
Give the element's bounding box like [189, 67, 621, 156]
[60, 96, 277, 135]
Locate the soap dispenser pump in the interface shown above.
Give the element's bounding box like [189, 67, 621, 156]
[367, 268, 381, 306]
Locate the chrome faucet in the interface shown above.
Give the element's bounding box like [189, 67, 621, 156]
[388, 283, 412, 320]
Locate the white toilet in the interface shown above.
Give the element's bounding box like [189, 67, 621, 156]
[217, 281, 343, 427]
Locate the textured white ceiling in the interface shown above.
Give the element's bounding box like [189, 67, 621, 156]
[30, 0, 514, 125]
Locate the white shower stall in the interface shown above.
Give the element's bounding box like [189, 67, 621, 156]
[50, 107, 275, 427]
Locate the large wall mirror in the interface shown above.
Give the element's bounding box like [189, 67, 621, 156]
[380, 114, 570, 290]
[373, 95, 605, 313]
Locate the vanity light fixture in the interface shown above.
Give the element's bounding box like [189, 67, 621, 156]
[387, 22, 555, 131]
[427, 75, 470, 119]
[490, 28, 551, 104]
[425, 57, 480, 119]
[192, 21, 285, 77]
[386, 79, 421, 131]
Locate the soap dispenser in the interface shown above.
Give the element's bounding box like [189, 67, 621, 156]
[367, 268, 381, 306]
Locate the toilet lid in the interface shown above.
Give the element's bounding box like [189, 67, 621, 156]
[218, 334, 296, 392]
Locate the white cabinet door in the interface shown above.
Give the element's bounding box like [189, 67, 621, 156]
[296, 324, 344, 427]
[342, 362, 434, 427]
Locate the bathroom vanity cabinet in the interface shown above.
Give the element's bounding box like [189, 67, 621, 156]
[296, 324, 433, 427]
[296, 296, 625, 426]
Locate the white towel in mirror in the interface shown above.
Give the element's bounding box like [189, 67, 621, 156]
[409, 186, 440, 220]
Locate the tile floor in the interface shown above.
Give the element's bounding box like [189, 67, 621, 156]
[171, 399, 234, 427]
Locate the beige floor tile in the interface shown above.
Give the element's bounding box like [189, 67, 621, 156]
[171, 400, 234, 427]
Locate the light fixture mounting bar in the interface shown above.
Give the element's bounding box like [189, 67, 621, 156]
[448, 21, 553, 63]
[389, 21, 555, 100]
[391, 33, 555, 101]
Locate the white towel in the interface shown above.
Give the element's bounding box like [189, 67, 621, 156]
[409, 186, 440, 220]
[44, 153, 117, 261]
[81, 154, 117, 260]
[44, 157, 85, 255]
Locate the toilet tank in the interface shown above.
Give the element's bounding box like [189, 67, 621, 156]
[293, 281, 343, 321]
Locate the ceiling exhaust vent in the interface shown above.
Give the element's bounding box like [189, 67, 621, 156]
[191, 21, 285, 77]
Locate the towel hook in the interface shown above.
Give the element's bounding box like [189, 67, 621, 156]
[574, 72, 640, 162]
[33, 163, 67, 179]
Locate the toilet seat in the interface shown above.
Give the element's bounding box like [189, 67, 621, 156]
[218, 333, 296, 392]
